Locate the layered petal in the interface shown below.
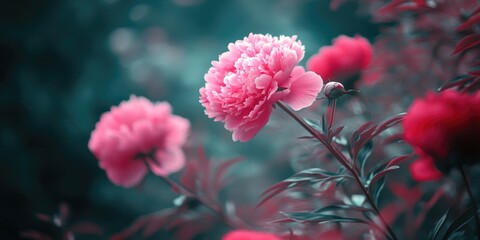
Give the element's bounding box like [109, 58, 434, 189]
[281, 66, 324, 110]
[88, 95, 190, 187]
[200, 33, 309, 142]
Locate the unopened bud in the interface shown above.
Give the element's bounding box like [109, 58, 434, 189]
[324, 82, 345, 99]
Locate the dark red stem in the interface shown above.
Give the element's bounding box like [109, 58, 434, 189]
[276, 101, 398, 240]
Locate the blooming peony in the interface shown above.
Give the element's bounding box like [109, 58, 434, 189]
[88, 95, 190, 187]
[306, 35, 372, 84]
[223, 230, 280, 240]
[200, 33, 323, 142]
[403, 91, 480, 181]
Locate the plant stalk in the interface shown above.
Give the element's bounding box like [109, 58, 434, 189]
[276, 101, 398, 240]
[327, 99, 337, 133]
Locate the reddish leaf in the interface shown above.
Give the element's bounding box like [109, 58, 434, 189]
[143, 209, 176, 237]
[388, 182, 422, 206]
[256, 182, 292, 208]
[473, 6, 480, 16]
[330, 125, 345, 139]
[456, 13, 480, 32]
[377, 0, 404, 16]
[375, 113, 405, 133]
[329, 0, 344, 10]
[257, 169, 345, 208]
[214, 157, 243, 190]
[438, 76, 475, 91]
[20, 230, 53, 240]
[414, 187, 445, 228]
[380, 202, 404, 225]
[35, 214, 52, 223]
[111, 216, 150, 239]
[368, 166, 400, 189]
[386, 155, 411, 169]
[452, 33, 480, 55]
[468, 69, 480, 76]
[396, 2, 431, 12]
[180, 159, 199, 191]
[69, 222, 103, 235]
[59, 203, 69, 223]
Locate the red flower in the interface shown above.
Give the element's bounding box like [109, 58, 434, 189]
[403, 90, 480, 181]
[222, 230, 280, 240]
[307, 35, 372, 84]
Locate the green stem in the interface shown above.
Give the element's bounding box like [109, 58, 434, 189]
[275, 101, 398, 240]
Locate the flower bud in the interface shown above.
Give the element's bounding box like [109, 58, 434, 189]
[324, 82, 345, 99]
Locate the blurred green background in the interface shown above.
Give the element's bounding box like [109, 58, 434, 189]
[0, 0, 377, 238]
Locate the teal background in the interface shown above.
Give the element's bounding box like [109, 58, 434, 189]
[0, 0, 377, 238]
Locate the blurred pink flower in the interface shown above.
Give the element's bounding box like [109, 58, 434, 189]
[223, 230, 280, 240]
[88, 95, 190, 187]
[200, 33, 323, 142]
[307, 35, 372, 83]
[403, 91, 480, 181]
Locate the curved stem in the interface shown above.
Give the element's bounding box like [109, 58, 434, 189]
[459, 166, 480, 238]
[275, 101, 398, 240]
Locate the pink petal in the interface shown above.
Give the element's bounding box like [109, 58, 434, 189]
[410, 157, 443, 182]
[232, 105, 272, 142]
[149, 148, 186, 176]
[106, 161, 148, 187]
[281, 66, 323, 111]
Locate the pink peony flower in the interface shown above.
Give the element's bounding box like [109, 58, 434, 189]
[223, 230, 280, 240]
[403, 91, 480, 181]
[306, 35, 372, 83]
[200, 33, 323, 142]
[88, 95, 190, 187]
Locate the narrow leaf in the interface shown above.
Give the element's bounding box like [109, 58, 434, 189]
[386, 155, 411, 169]
[456, 13, 480, 32]
[313, 204, 372, 213]
[330, 125, 345, 139]
[214, 157, 243, 190]
[453, 34, 480, 55]
[429, 209, 449, 240]
[368, 166, 400, 189]
[443, 206, 479, 239]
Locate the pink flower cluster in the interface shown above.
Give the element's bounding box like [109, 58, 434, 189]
[403, 91, 480, 181]
[307, 35, 372, 83]
[200, 33, 323, 142]
[88, 95, 190, 187]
